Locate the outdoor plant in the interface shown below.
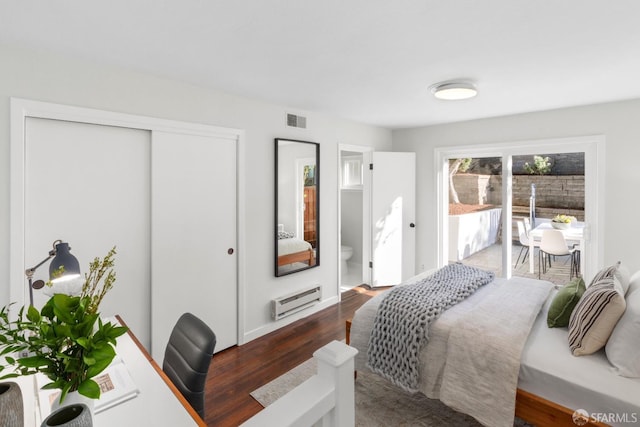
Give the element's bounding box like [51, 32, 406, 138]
[449, 158, 473, 204]
[552, 214, 576, 223]
[523, 155, 552, 175]
[0, 246, 127, 403]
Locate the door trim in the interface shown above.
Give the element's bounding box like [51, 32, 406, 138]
[10, 97, 247, 344]
[434, 135, 605, 281]
[337, 144, 373, 297]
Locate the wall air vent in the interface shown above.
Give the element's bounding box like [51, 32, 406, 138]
[286, 113, 307, 129]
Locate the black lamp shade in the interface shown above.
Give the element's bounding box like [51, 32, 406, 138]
[49, 242, 81, 283]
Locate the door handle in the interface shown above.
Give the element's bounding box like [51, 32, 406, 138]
[228, 248, 234, 255]
[409, 223, 416, 228]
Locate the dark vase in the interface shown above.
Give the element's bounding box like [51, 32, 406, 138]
[41, 403, 93, 427]
[0, 381, 24, 427]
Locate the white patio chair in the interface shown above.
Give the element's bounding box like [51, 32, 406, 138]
[538, 229, 579, 279]
[514, 220, 539, 267]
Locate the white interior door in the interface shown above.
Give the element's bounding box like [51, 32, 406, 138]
[24, 117, 152, 343]
[151, 131, 238, 360]
[370, 152, 416, 286]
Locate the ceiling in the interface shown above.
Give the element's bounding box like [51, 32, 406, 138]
[2, 1, 640, 129]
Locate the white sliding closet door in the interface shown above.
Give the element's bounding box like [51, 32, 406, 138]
[15, 102, 242, 358]
[25, 117, 152, 341]
[151, 131, 238, 361]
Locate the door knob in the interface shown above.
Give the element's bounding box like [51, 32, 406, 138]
[227, 248, 234, 255]
[409, 223, 416, 228]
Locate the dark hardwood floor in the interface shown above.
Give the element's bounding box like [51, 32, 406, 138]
[204, 286, 384, 427]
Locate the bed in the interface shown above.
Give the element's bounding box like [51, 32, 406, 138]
[347, 267, 640, 427]
[277, 237, 315, 267]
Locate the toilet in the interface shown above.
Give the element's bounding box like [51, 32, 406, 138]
[340, 245, 353, 274]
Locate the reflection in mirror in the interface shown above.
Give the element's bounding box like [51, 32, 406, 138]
[275, 138, 320, 276]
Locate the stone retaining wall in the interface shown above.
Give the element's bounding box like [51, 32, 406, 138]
[452, 173, 585, 219]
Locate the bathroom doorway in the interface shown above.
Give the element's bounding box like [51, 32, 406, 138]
[338, 145, 372, 292]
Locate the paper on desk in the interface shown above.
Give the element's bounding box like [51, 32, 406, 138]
[37, 355, 139, 419]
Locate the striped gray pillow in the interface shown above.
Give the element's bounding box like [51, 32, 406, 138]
[568, 277, 626, 356]
[589, 262, 620, 286]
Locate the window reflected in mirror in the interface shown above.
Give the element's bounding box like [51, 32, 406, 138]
[275, 138, 320, 276]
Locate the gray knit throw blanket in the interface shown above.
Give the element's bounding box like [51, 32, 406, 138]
[366, 263, 495, 392]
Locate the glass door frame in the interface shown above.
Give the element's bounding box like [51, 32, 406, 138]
[435, 135, 605, 281]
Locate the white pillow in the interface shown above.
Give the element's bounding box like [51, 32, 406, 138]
[627, 270, 640, 297]
[606, 289, 640, 377]
[614, 263, 631, 295]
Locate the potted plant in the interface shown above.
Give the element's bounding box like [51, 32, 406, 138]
[551, 214, 576, 230]
[0, 247, 127, 405]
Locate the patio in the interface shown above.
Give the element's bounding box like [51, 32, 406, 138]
[461, 241, 578, 286]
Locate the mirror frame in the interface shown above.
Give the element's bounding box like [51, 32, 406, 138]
[274, 138, 320, 276]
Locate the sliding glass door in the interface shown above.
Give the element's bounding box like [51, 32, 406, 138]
[436, 136, 603, 282]
[448, 156, 504, 275]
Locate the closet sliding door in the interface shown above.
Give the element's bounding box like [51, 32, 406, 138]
[24, 117, 152, 340]
[151, 131, 238, 360]
[14, 101, 241, 358]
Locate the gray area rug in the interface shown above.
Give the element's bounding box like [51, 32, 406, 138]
[251, 358, 532, 427]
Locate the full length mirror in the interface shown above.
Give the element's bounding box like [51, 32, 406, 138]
[275, 138, 320, 276]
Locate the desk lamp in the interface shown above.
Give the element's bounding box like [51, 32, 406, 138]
[25, 240, 81, 306]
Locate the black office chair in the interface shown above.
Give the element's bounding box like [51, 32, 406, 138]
[163, 313, 216, 420]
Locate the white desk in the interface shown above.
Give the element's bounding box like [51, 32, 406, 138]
[13, 316, 205, 426]
[528, 221, 585, 277]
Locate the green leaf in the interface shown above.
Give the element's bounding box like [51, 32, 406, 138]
[109, 326, 128, 339]
[26, 305, 41, 323]
[17, 355, 49, 368]
[39, 323, 51, 338]
[52, 323, 71, 339]
[51, 294, 79, 324]
[83, 355, 96, 366]
[78, 379, 100, 399]
[78, 313, 99, 337]
[86, 359, 112, 378]
[0, 373, 19, 379]
[91, 343, 116, 360]
[40, 299, 54, 319]
[41, 381, 60, 390]
[85, 343, 115, 374]
[58, 382, 72, 404]
[76, 337, 90, 349]
[0, 347, 16, 356]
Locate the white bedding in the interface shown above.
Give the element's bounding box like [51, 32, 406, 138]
[519, 292, 640, 427]
[435, 276, 552, 427]
[277, 237, 312, 256]
[352, 272, 551, 427]
[351, 271, 640, 427]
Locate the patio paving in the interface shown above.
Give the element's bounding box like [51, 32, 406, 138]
[460, 242, 579, 287]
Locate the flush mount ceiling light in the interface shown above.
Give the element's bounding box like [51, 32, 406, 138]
[430, 81, 477, 100]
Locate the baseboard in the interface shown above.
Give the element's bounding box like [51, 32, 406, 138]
[241, 296, 339, 344]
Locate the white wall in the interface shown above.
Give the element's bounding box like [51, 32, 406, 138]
[340, 190, 363, 262]
[393, 99, 640, 275]
[0, 43, 392, 343]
